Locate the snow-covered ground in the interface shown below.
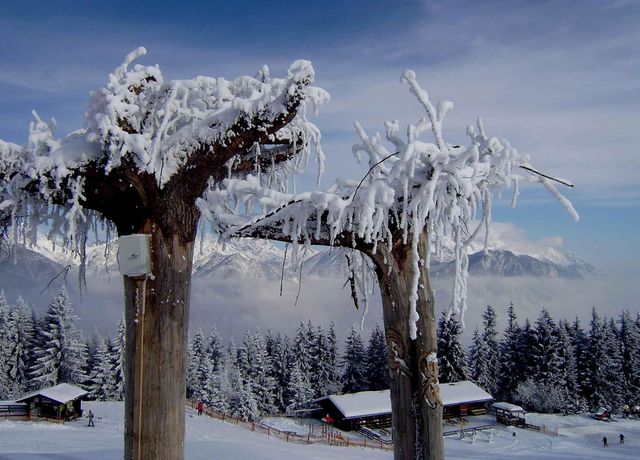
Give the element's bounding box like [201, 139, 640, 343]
[0, 402, 639, 459]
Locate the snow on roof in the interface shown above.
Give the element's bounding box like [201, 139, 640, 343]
[17, 383, 88, 404]
[439, 381, 493, 406]
[320, 381, 493, 420]
[0, 400, 26, 405]
[492, 402, 525, 413]
[325, 390, 390, 420]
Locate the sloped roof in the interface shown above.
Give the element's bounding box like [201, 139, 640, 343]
[439, 381, 493, 406]
[492, 401, 525, 413]
[318, 381, 493, 420]
[17, 383, 88, 404]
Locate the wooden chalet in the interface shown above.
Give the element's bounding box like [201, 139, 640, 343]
[16, 383, 88, 421]
[492, 401, 526, 426]
[439, 381, 493, 419]
[313, 381, 493, 431]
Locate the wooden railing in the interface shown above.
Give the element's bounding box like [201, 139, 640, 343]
[524, 422, 558, 436]
[443, 424, 495, 437]
[186, 400, 393, 451]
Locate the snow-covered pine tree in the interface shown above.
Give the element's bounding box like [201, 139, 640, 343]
[340, 326, 367, 393]
[5, 297, 35, 397]
[112, 316, 126, 401]
[601, 318, 623, 410]
[326, 322, 340, 392]
[497, 303, 522, 401]
[236, 331, 254, 384]
[285, 359, 314, 414]
[187, 328, 206, 399]
[619, 310, 640, 407]
[250, 329, 276, 415]
[436, 313, 467, 384]
[531, 309, 563, 384]
[569, 317, 590, 407]
[207, 355, 229, 413]
[583, 308, 611, 410]
[310, 325, 332, 397]
[223, 340, 242, 415]
[468, 326, 493, 393]
[0, 291, 12, 398]
[267, 332, 290, 412]
[366, 323, 390, 390]
[481, 306, 499, 395]
[90, 337, 117, 401]
[29, 286, 88, 389]
[205, 326, 223, 373]
[517, 319, 536, 383]
[234, 377, 260, 422]
[557, 319, 581, 411]
[517, 308, 566, 412]
[194, 354, 213, 407]
[291, 322, 313, 385]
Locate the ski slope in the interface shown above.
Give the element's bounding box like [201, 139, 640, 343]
[0, 401, 638, 459]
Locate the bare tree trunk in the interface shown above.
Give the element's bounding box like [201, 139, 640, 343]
[123, 222, 194, 460]
[366, 231, 443, 460]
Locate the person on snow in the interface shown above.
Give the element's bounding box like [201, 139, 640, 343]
[620, 433, 625, 444]
[602, 436, 608, 447]
[197, 401, 204, 416]
[88, 410, 95, 427]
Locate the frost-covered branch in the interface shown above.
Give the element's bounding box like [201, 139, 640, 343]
[0, 48, 328, 252]
[203, 70, 578, 337]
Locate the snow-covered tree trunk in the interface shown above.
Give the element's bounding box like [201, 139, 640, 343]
[122, 217, 196, 460]
[365, 231, 443, 460]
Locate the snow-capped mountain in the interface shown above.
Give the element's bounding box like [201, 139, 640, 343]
[429, 249, 596, 278]
[1, 235, 595, 288]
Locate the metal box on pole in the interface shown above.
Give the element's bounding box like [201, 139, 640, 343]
[117, 234, 152, 277]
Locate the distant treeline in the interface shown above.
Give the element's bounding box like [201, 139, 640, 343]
[440, 303, 640, 413]
[2, 285, 637, 418]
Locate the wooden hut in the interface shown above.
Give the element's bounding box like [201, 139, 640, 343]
[16, 383, 88, 421]
[439, 381, 493, 418]
[313, 381, 493, 431]
[492, 401, 526, 426]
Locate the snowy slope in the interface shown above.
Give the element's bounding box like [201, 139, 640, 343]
[0, 401, 638, 459]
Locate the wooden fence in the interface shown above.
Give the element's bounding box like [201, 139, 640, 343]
[524, 422, 559, 436]
[0, 404, 28, 420]
[443, 424, 495, 437]
[186, 400, 393, 452]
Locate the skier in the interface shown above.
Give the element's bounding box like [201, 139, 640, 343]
[620, 433, 625, 444]
[197, 401, 203, 416]
[602, 436, 608, 447]
[87, 410, 95, 427]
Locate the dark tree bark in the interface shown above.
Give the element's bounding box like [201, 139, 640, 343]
[122, 219, 196, 460]
[364, 232, 443, 460]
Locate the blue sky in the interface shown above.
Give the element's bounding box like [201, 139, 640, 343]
[1, 0, 639, 319]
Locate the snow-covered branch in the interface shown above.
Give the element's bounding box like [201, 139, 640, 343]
[204, 70, 578, 337]
[0, 48, 328, 249]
